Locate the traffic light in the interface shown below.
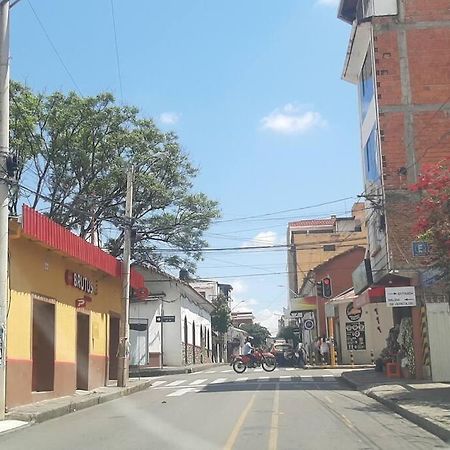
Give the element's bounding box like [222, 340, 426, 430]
[316, 280, 324, 297]
[322, 277, 332, 298]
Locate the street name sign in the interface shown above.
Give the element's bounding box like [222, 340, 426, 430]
[156, 315, 176, 323]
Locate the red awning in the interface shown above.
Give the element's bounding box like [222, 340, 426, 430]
[22, 205, 144, 289]
[353, 286, 385, 308]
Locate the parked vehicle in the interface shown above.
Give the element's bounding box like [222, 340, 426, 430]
[232, 349, 277, 373]
[270, 342, 294, 366]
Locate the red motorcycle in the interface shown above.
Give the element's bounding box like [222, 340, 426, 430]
[232, 349, 277, 373]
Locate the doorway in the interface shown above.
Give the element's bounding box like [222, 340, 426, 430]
[76, 313, 90, 390]
[32, 300, 55, 392]
[109, 316, 120, 380]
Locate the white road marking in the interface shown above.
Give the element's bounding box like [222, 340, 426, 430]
[210, 378, 227, 384]
[151, 380, 167, 387]
[190, 379, 207, 386]
[258, 377, 270, 381]
[167, 388, 196, 397]
[286, 368, 295, 371]
[235, 377, 248, 382]
[201, 370, 217, 374]
[279, 376, 291, 380]
[254, 368, 263, 372]
[166, 379, 186, 387]
[301, 376, 314, 381]
[221, 369, 233, 373]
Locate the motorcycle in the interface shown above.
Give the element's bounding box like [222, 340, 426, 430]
[232, 349, 277, 374]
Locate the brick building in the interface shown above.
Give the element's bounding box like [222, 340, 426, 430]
[338, 0, 450, 380]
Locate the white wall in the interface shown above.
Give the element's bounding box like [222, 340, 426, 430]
[181, 293, 212, 351]
[427, 303, 450, 382]
[338, 302, 393, 364]
[189, 281, 218, 303]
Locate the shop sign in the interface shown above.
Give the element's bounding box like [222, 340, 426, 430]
[412, 241, 430, 257]
[75, 295, 92, 308]
[352, 258, 374, 295]
[385, 286, 416, 307]
[65, 270, 96, 295]
[345, 321, 366, 351]
[346, 302, 362, 321]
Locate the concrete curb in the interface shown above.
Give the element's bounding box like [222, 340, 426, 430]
[130, 363, 226, 378]
[7, 380, 154, 424]
[305, 364, 374, 370]
[341, 373, 450, 443]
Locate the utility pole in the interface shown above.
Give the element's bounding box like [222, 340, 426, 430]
[160, 298, 164, 368]
[117, 167, 134, 387]
[0, 0, 10, 420]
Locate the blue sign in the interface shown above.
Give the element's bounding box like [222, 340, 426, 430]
[421, 267, 447, 287]
[412, 241, 430, 257]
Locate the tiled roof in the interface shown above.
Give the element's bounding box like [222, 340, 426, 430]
[288, 218, 336, 228]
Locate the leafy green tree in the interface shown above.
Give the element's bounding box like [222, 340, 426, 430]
[10, 81, 220, 270]
[240, 323, 271, 347]
[211, 294, 232, 334]
[277, 326, 299, 347]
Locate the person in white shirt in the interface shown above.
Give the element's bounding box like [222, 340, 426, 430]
[242, 336, 256, 366]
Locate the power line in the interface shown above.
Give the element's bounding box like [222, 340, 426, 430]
[109, 0, 124, 103]
[212, 197, 357, 224]
[27, 0, 82, 95]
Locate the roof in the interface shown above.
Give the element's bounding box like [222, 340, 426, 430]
[288, 218, 336, 228]
[21, 205, 144, 289]
[327, 287, 357, 304]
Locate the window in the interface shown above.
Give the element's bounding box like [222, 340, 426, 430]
[323, 244, 336, 252]
[199, 291, 206, 298]
[364, 127, 380, 184]
[359, 52, 374, 122]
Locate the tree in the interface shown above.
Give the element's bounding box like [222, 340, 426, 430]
[9, 82, 220, 271]
[240, 323, 271, 347]
[277, 326, 300, 347]
[410, 159, 450, 285]
[211, 294, 231, 334]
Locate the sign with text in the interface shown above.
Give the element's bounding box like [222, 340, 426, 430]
[156, 315, 176, 323]
[65, 270, 97, 295]
[385, 286, 416, 307]
[412, 241, 430, 257]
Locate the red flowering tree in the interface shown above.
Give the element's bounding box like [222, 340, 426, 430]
[410, 158, 450, 280]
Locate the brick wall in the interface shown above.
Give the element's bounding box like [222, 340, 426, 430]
[372, 1, 450, 272]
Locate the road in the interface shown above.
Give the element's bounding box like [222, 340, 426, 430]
[0, 367, 447, 450]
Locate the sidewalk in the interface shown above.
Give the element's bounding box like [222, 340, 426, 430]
[342, 369, 450, 443]
[3, 362, 225, 429]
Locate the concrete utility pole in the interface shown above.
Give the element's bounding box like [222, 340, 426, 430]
[0, 0, 11, 420]
[117, 167, 134, 387]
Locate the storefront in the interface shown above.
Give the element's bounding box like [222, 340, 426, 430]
[6, 207, 144, 408]
[326, 287, 393, 365]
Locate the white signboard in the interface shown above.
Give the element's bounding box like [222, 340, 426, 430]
[385, 286, 416, 307]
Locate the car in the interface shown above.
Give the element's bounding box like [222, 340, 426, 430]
[270, 342, 294, 366]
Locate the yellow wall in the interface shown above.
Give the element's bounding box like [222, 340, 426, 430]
[293, 230, 368, 288]
[7, 233, 122, 362]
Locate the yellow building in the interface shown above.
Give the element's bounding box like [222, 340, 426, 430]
[287, 203, 367, 295]
[6, 207, 144, 408]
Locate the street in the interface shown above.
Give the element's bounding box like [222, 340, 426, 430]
[0, 368, 446, 450]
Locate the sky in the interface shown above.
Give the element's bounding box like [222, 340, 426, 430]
[10, 0, 363, 334]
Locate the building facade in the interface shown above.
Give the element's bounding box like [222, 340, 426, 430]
[287, 203, 367, 296]
[7, 207, 144, 408]
[338, 0, 450, 379]
[129, 267, 214, 368]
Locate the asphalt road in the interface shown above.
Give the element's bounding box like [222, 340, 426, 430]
[0, 367, 447, 450]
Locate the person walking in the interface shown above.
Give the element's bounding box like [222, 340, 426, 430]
[319, 337, 330, 365]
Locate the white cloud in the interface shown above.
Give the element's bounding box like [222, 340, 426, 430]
[230, 279, 248, 297]
[159, 112, 180, 125]
[255, 308, 282, 336]
[316, 0, 339, 6]
[242, 231, 278, 247]
[233, 298, 259, 313]
[260, 103, 326, 135]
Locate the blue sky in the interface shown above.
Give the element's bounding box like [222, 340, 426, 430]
[11, 0, 362, 334]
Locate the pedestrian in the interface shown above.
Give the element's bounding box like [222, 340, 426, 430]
[296, 342, 307, 368]
[320, 337, 330, 365]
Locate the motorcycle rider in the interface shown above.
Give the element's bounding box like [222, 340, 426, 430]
[242, 336, 256, 367]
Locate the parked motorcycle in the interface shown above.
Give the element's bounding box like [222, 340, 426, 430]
[232, 349, 277, 373]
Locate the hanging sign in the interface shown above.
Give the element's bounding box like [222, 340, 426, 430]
[65, 270, 97, 295]
[303, 319, 315, 331]
[346, 302, 362, 321]
[385, 286, 416, 307]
